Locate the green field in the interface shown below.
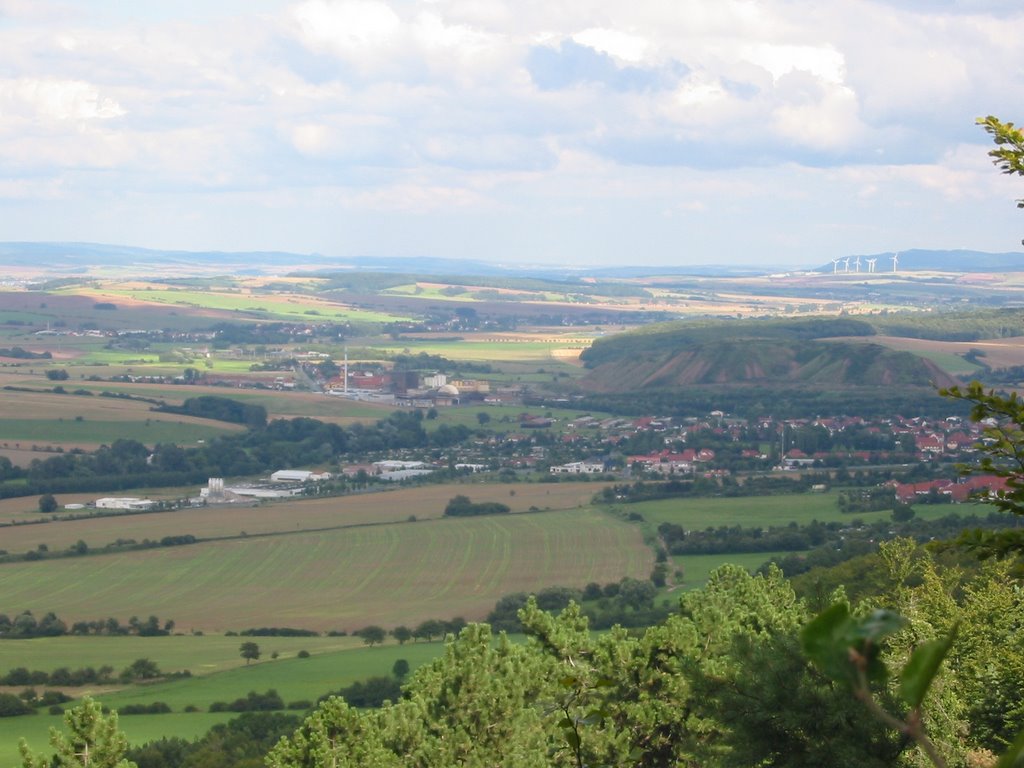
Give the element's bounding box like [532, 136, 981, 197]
[0, 418, 233, 445]
[671, 551, 790, 588]
[0, 636, 457, 766]
[74, 288, 408, 324]
[0, 508, 652, 633]
[626, 491, 960, 530]
[372, 339, 588, 363]
[1, 711, 232, 768]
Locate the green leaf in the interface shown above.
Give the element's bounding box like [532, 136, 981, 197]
[801, 602, 851, 663]
[899, 627, 957, 708]
[854, 609, 906, 643]
[801, 603, 858, 683]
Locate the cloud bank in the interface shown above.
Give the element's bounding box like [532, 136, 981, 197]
[0, 0, 1021, 266]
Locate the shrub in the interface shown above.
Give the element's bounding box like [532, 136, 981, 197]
[119, 702, 172, 715]
[0, 693, 35, 717]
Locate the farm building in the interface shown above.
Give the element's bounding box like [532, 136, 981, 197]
[95, 497, 156, 511]
[270, 469, 332, 483]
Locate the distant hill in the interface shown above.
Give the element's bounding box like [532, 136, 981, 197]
[575, 317, 959, 417]
[817, 249, 1024, 273]
[0, 241, 761, 279]
[4, 241, 1021, 279]
[580, 338, 956, 392]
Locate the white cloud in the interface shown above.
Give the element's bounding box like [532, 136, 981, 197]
[0, 77, 125, 124]
[0, 0, 1020, 264]
[742, 43, 846, 85]
[572, 27, 650, 63]
[291, 0, 401, 60]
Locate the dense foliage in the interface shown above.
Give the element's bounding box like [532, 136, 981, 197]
[154, 396, 267, 427]
[442, 494, 510, 517]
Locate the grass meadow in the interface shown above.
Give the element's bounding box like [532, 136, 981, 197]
[626, 491, 963, 530]
[1, 711, 234, 767]
[0, 637, 461, 766]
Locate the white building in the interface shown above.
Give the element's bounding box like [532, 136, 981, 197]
[549, 461, 605, 475]
[372, 460, 429, 473]
[95, 497, 156, 511]
[379, 469, 435, 482]
[270, 470, 332, 483]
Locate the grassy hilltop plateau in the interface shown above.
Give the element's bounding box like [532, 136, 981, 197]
[1, 245, 1024, 767]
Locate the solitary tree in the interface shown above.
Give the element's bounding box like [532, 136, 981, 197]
[357, 626, 386, 647]
[38, 493, 58, 513]
[239, 642, 261, 665]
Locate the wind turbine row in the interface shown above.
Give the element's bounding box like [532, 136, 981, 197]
[830, 253, 898, 274]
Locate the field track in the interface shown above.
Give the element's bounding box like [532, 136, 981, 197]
[0, 507, 651, 632]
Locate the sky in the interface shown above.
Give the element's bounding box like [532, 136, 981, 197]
[0, 0, 1023, 269]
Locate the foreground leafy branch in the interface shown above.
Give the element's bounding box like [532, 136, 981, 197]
[939, 382, 1024, 574]
[801, 603, 955, 767]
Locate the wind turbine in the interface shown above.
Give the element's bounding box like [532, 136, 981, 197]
[843, 257, 851, 273]
[866, 257, 877, 273]
[831, 258, 841, 274]
[891, 252, 900, 273]
[854, 256, 862, 273]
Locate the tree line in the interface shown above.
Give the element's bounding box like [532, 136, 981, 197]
[0, 611, 175, 639]
[0, 405, 476, 498]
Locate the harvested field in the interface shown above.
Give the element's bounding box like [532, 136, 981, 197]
[830, 335, 1024, 373]
[0, 481, 606, 551]
[0, 508, 651, 632]
[0, 388, 241, 451]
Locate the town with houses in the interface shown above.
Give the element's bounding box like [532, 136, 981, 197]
[70, 406, 1007, 514]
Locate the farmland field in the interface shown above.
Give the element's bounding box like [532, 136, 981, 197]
[1, 711, 233, 768]
[671, 551, 790, 588]
[0, 418, 234, 446]
[0, 508, 652, 632]
[66, 285, 410, 324]
[0, 637, 454, 766]
[0, 481, 607, 551]
[0, 388, 242, 450]
[627, 490, 965, 530]
[831, 334, 1024, 375]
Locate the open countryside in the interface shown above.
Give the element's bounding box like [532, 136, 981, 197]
[1, 251, 1024, 767]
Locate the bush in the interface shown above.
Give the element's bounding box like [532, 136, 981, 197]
[208, 690, 284, 713]
[119, 702, 172, 715]
[320, 676, 402, 709]
[443, 494, 510, 517]
[0, 693, 35, 717]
